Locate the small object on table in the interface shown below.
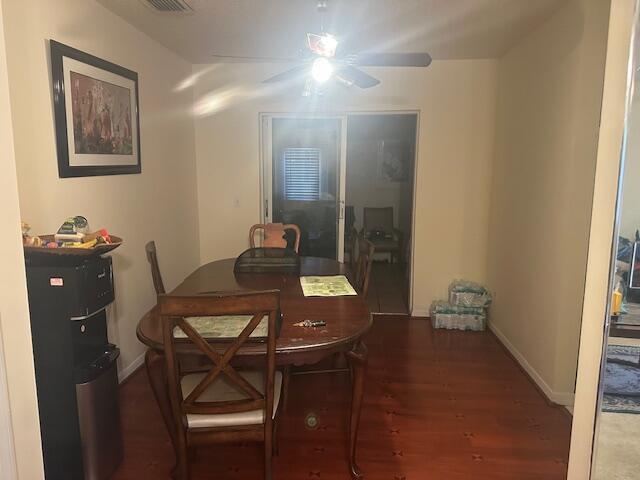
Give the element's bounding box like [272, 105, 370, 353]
[55, 215, 89, 243]
[23, 235, 44, 247]
[21, 221, 44, 247]
[84, 228, 111, 244]
[53, 223, 113, 250]
[293, 320, 327, 328]
[76, 238, 98, 249]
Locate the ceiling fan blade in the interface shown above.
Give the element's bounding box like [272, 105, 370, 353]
[352, 52, 432, 67]
[211, 53, 300, 63]
[335, 66, 380, 89]
[262, 65, 309, 84]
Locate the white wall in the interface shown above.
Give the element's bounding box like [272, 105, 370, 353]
[486, 0, 610, 403]
[2, 0, 201, 378]
[192, 61, 498, 314]
[0, 0, 44, 477]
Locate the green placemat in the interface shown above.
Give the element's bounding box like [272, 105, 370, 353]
[174, 315, 268, 339]
[300, 275, 357, 297]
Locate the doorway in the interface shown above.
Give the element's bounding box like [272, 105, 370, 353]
[346, 113, 417, 314]
[261, 112, 417, 314]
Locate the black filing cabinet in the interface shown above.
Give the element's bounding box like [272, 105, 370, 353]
[25, 254, 123, 480]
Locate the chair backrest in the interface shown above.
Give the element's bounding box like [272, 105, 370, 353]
[249, 223, 301, 253]
[158, 290, 280, 421]
[345, 205, 355, 232]
[349, 226, 359, 272]
[362, 207, 394, 235]
[145, 240, 165, 295]
[355, 237, 375, 298]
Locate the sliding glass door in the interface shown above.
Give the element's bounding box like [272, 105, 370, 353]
[261, 115, 347, 261]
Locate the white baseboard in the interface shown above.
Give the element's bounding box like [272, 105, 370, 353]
[489, 322, 575, 406]
[411, 307, 430, 317]
[118, 351, 145, 384]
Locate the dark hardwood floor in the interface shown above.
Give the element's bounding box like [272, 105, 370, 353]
[366, 263, 409, 314]
[112, 317, 571, 479]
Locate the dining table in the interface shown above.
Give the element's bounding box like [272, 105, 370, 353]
[136, 256, 373, 479]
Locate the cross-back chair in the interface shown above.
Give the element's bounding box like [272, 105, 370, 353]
[249, 223, 301, 253]
[145, 240, 166, 295]
[355, 237, 375, 298]
[158, 290, 282, 480]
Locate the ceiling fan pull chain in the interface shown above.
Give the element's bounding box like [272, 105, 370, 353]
[317, 0, 327, 33]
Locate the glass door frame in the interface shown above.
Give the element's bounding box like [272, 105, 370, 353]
[568, 1, 639, 479]
[260, 113, 348, 262]
[260, 109, 420, 314]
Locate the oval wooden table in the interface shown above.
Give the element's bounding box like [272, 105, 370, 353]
[137, 257, 372, 479]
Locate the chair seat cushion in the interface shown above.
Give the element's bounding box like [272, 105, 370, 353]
[181, 370, 282, 429]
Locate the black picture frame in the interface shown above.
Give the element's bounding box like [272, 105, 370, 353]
[50, 40, 141, 177]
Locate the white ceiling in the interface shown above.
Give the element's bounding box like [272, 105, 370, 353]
[98, 0, 567, 63]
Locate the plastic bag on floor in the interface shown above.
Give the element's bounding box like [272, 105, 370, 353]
[448, 279, 492, 307]
[431, 312, 486, 331]
[430, 300, 486, 331]
[430, 300, 485, 316]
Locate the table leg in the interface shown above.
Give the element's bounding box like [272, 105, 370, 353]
[144, 349, 179, 474]
[282, 365, 291, 412]
[346, 342, 368, 479]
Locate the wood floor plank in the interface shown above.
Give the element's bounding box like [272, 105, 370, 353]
[111, 317, 571, 479]
[371, 263, 409, 314]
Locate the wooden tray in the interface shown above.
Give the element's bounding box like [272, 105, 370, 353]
[24, 235, 123, 258]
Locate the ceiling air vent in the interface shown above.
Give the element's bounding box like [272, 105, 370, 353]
[142, 0, 194, 13]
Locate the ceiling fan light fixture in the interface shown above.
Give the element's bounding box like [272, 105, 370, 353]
[311, 57, 333, 83]
[260, 0, 430, 91]
[307, 33, 338, 58]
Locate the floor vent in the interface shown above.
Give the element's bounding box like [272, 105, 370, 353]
[142, 0, 193, 13]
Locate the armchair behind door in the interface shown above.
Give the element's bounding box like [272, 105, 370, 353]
[362, 207, 403, 264]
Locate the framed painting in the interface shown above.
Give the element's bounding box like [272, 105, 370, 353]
[377, 139, 411, 184]
[50, 40, 141, 177]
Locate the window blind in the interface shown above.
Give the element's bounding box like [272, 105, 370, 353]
[284, 148, 321, 201]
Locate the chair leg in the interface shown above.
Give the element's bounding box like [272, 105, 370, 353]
[174, 434, 190, 480]
[282, 366, 291, 412]
[264, 426, 273, 480]
[273, 420, 279, 457]
[333, 352, 348, 369]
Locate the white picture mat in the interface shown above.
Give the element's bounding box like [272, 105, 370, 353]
[62, 56, 138, 167]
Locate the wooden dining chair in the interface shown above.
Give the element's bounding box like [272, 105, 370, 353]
[158, 290, 282, 480]
[349, 226, 359, 272]
[145, 240, 165, 294]
[249, 223, 301, 253]
[355, 237, 375, 298]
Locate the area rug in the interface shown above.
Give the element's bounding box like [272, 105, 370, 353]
[603, 345, 640, 413]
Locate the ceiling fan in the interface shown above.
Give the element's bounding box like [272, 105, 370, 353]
[211, 1, 432, 95]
